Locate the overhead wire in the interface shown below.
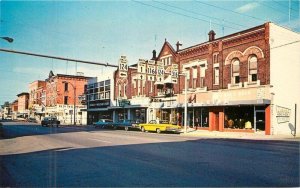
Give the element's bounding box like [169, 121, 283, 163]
[152, 0, 247, 29]
[194, 0, 268, 22]
[271, 0, 299, 12]
[254, 0, 295, 17]
[131, 0, 241, 31]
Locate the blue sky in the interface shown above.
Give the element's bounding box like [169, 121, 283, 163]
[0, 0, 299, 105]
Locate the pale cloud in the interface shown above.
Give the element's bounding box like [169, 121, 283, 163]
[235, 2, 259, 13]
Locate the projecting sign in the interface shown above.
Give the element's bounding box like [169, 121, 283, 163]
[148, 75, 155, 81]
[138, 59, 146, 73]
[147, 65, 156, 75]
[118, 56, 128, 78]
[137, 74, 146, 80]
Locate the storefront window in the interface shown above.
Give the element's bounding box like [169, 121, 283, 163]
[224, 106, 254, 129]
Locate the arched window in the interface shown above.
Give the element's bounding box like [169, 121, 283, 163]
[248, 55, 258, 82]
[231, 58, 240, 84]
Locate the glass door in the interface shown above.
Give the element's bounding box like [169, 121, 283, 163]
[255, 110, 265, 131]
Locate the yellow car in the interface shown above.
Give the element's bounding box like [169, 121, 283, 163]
[139, 120, 181, 134]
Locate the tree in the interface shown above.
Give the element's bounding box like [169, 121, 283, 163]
[1, 101, 10, 109]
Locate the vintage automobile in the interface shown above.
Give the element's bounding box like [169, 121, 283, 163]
[138, 120, 181, 133]
[94, 119, 114, 128]
[41, 117, 60, 127]
[113, 119, 140, 131]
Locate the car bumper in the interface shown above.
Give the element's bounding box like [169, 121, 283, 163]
[165, 128, 181, 132]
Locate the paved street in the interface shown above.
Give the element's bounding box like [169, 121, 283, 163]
[1, 122, 299, 187]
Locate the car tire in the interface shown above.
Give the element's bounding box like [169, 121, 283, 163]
[141, 126, 145, 132]
[124, 126, 129, 131]
[156, 128, 161, 134]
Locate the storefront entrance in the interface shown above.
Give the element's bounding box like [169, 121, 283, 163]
[255, 110, 265, 131]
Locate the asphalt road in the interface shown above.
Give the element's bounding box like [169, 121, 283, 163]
[1, 122, 299, 187]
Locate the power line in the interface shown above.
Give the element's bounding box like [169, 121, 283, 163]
[271, 0, 298, 12]
[255, 0, 292, 17]
[0, 48, 118, 68]
[132, 0, 241, 30]
[270, 40, 300, 49]
[194, 0, 267, 22]
[152, 0, 247, 29]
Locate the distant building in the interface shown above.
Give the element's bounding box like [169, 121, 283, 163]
[86, 70, 116, 124]
[10, 100, 18, 120]
[28, 80, 46, 120]
[17, 92, 29, 118]
[45, 71, 91, 125]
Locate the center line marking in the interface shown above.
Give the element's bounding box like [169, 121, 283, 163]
[88, 138, 112, 143]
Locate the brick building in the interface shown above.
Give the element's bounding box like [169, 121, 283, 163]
[113, 22, 299, 136]
[17, 92, 29, 118]
[28, 80, 46, 120]
[45, 71, 91, 125]
[10, 100, 18, 120]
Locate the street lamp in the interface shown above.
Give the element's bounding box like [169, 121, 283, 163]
[62, 81, 76, 125]
[179, 72, 188, 133]
[1, 37, 14, 43]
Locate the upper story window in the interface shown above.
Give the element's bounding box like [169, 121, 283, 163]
[232, 58, 240, 84]
[214, 67, 219, 85]
[213, 53, 218, 64]
[161, 56, 172, 66]
[64, 82, 68, 91]
[248, 55, 258, 82]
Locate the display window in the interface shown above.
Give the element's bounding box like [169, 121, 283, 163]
[224, 106, 254, 130]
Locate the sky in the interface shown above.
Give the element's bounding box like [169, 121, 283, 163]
[0, 0, 299, 105]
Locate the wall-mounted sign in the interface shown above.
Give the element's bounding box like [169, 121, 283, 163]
[276, 105, 291, 123]
[88, 99, 110, 109]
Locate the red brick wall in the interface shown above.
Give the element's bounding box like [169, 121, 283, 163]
[178, 23, 269, 92]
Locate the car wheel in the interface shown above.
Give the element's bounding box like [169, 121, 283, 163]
[156, 128, 161, 134]
[124, 126, 129, 131]
[141, 126, 145, 132]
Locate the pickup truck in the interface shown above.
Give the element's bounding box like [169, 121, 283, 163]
[41, 117, 60, 127]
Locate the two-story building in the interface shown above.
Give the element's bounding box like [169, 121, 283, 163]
[45, 71, 90, 125]
[28, 80, 46, 120]
[112, 22, 299, 136]
[86, 71, 116, 124]
[17, 92, 29, 119]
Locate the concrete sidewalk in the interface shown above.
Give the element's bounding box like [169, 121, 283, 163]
[180, 128, 300, 141]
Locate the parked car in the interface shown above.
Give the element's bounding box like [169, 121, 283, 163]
[41, 117, 60, 127]
[94, 119, 114, 128]
[138, 120, 181, 133]
[27, 117, 38, 123]
[113, 119, 140, 131]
